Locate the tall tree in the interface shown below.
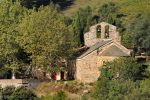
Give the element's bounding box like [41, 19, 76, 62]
[18, 6, 74, 70]
[0, 0, 27, 78]
[71, 6, 93, 46]
[128, 13, 150, 54]
[98, 2, 117, 24]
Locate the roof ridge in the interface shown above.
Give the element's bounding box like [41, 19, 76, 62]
[77, 39, 113, 59]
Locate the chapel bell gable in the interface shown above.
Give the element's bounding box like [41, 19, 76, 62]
[84, 22, 121, 47]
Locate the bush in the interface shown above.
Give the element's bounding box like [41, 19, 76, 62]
[39, 95, 51, 100]
[92, 77, 111, 99]
[2, 86, 15, 100]
[9, 86, 37, 100]
[93, 78, 150, 100]
[0, 68, 10, 79]
[101, 57, 142, 81]
[39, 91, 68, 100]
[92, 57, 150, 100]
[52, 91, 68, 100]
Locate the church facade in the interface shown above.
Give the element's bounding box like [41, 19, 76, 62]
[73, 22, 131, 83]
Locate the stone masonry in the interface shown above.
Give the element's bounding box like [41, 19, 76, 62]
[74, 22, 130, 83]
[84, 22, 121, 47]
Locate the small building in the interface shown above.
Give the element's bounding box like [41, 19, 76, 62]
[71, 22, 131, 83]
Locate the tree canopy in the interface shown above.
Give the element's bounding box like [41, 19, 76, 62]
[18, 5, 74, 68]
[0, 0, 75, 77]
[71, 6, 93, 46]
[92, 57, 150, 100]
[127, 13, 150, 54]
[101, 57, 142, 81]
[0, 0, 28, 72]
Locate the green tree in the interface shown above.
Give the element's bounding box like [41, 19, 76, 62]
[122, 32, 134, 48]
[92, 77, 110, 99]
[9, 86, 37, 100]
[20, 0, 74, 9]
[128, 13, 150, 54]
[98, 2, 125, 33]
[2, 86, 15, 100]
[18, 5, 74, 70]
[0, 0, 28, 78]
[98, 2, 117, 24]
[92, 58, 150, 100]
[102, 57, 142, 81]
[20, 0, 50, 9]
[0, 68, 10, 79]
[71, 6, 93, 46]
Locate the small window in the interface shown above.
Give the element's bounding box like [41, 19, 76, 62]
[105, 25, 109, 38]
[96, 25, 101, 38]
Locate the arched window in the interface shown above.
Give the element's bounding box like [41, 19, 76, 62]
[96, 25, 101, 38]
[105, 25, 109, 38]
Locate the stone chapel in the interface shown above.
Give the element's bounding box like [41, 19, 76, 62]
[71, 22, 131, 83]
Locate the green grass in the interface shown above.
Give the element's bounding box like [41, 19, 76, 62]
[145, 61, 150, 71]
[63, 0, 119, 16]
[117, 0, 150, 22]
[63, 0, 150, 19]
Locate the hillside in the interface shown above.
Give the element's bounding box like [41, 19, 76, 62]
[0, 0, 150, 99]
[63, 0, 118, 16]
[63, 0, 150, 19]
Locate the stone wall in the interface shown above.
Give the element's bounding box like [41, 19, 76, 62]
[76, 51, 98, 83]
[76, 53, 117, 83]
[75, 42, 119, 83]
[0, 79, 24, 88]
[75, 22, 130, 83]
[84, 22, 121, 47]
[84, 28, 99, 47]
[75, 39, 130, 83]
[0, 79, 40, 89]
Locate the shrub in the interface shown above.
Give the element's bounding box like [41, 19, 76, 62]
[102, 57, 142, 81]
[52, 91, 68, 100]
[0, 68, 10, 79]
[92, 57, 150, 100]
[9, 86, 37, 100]
[2, 86, 15, 100]
[39, 95, 51, 100]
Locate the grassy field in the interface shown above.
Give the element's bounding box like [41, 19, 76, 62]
[63, 0, 150, 18]
[117, 0, 150, 22]
[63, 0, 118, 16]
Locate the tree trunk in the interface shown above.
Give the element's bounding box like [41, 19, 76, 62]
[12, 69, 16, 79]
